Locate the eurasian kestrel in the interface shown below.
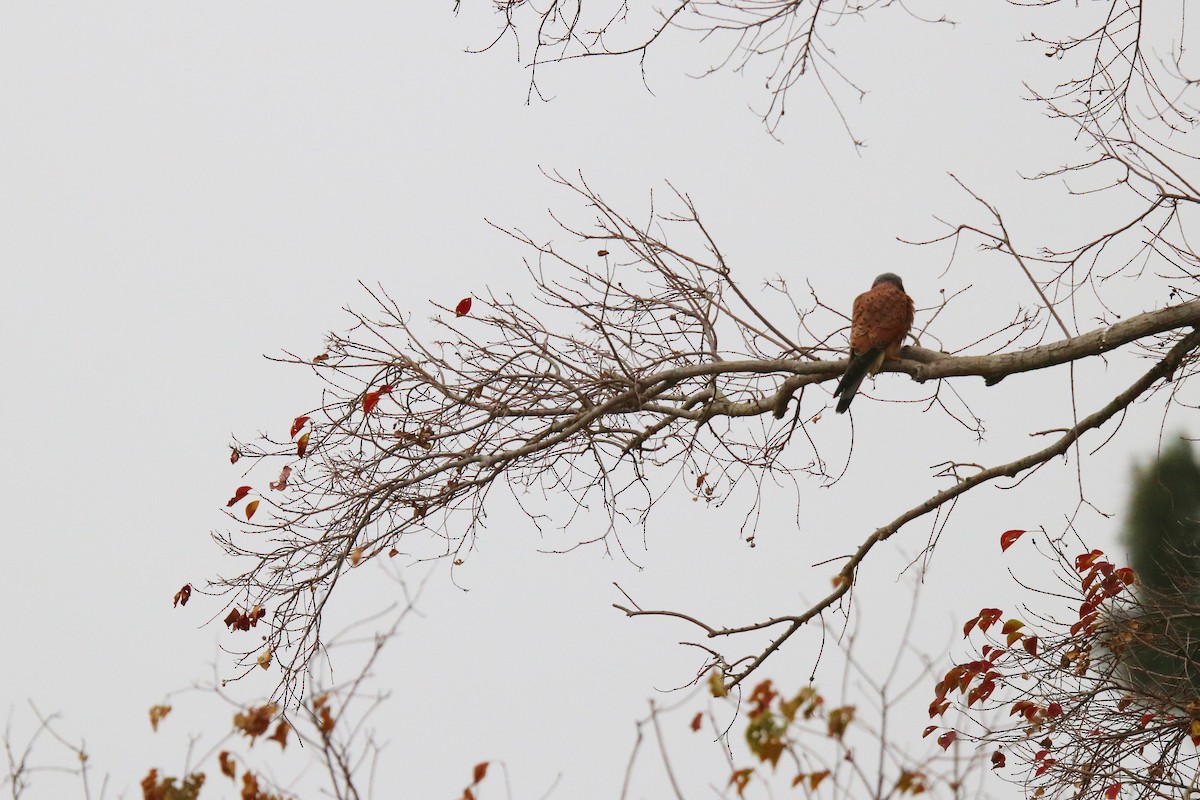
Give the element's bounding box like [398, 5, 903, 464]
[833, 273, 914, 414]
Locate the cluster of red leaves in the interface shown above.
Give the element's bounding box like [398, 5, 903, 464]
[928, 533, 1142, 796]
[224, 605, 266, 632]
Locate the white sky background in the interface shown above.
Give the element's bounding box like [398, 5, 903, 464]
[1, 2, 1195, 798]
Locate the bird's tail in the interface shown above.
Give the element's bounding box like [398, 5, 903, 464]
[834, 348, 884, 414]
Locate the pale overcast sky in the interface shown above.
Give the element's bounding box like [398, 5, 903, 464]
[1, 3, 1190, 798]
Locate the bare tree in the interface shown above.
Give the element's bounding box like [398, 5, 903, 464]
[464, 0, 953, 139]
[202, 3, 1200, 796]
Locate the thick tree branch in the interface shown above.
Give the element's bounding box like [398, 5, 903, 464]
[620, 327, 1200, 690]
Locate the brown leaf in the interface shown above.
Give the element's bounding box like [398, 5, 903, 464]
[268, 720, 290, 750]
[689, 712, 703, 732]
[173, 583, 192, 607]
[226, 486, 252, 507]
[233, 704, 277, 743]
[218, 751, 236, 779]
[349, 547, 364, 567]
[826, 706, 855, 739]
[148, 704, 172, 732]
[729, 768, 753, 797]
[472, 761, 489, 784]
[269, 465, 292, 492]
[256, 648, 272, 671]
[230, 448, 241, 464]
[312, 353, 329, 363]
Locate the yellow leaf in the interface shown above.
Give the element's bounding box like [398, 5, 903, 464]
[257, 648, 272, 670]
[708, 669, 728, 698]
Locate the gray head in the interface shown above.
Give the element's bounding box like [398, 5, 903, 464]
[873, 273, 905, 291]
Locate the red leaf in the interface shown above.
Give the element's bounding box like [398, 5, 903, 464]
[455, 297, 472, 318]
[991, 750, 1006, 769]
[1046, 702, 1063, 718]
[290, 416, 310, 439]
[230, 448, 241, 464]
[922, 725, 937, 738]
[297, 432, 311, 458]
[173, 583, 192, 607]
[1000, 529, 1025, 552]
[1138, 713, 1155, 728]
[1022, 635, 1039, 656]
[1105, 784, 1121, 800]
[245, 499, 259, 520]
[689, 712, 703, 732]
[226, 486, 252, 507]
[1075, 549, 1104, 572]
[269, 465, 292, 491]
[362, 386, 392, 414]
[936, 731, 957, 750]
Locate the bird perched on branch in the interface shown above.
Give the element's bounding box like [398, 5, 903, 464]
[833, 273, 914, 414]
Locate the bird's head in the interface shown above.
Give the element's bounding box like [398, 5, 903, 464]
[873, 273, 905, 291]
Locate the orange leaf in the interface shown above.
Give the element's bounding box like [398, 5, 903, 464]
[1000, 529, 1025, 552]
[148, 704, 172, 732]
[245, 499, 259, 520]
[455, 297, 472, 317]
[312, 353, 329, 363]
[226, 486, 252, 507]
[173, 583, 192, 607]
[290, 416, 310, 438]
[349, 547, 364, 566]
[297, 431, 310, 458]
[729, 768, 753, 797]
[218, 751, 236, 780]
[268, 720, 290, 749]
[269, 465, 292, 491]
[472, 762, 488, 784]
[230, 448, 240, 464]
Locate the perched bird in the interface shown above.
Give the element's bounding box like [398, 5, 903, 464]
[833, 273, 914, 414]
